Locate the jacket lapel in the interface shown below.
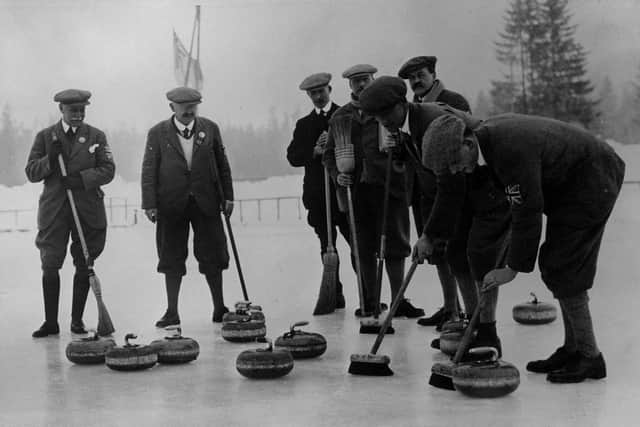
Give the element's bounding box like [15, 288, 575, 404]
[191, 118, 205, 157]
[68, 123, 89, 160]
[55, 121, 74, 159]
[165, 119, 186, 162]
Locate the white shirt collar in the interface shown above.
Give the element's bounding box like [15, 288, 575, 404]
[477, 142, 487, 166]
[61, 120, 77, 133]
[401, 108, 410, 135]
[315, 102, 332, 116]
[173, 116, 195, 133]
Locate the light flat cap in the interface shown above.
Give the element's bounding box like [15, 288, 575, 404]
[166, 87, 202, 104]
[421, 114, 466, 175]
[342, 64, 378, 79]
[398, 56, 437, 79]
[53, 89, 91, 105]
[359, 76, 407, 114]
[299, 72, 332, 91]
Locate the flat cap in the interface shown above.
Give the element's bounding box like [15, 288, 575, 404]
[421, 114, 466, 175]
[299, 72, 332, 91]
[166, 87, 202, 104]
[342, 64, 378, 79]
[53, 89, 91, 105]
[398, 56, 437, 79]
[359, 76, 407, 114]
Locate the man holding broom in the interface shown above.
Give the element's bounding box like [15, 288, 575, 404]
[323, 64, 424, 318]
[287, 73, 350, 309]
[141, 87, 233, 326]
[26, 89, 115, 337]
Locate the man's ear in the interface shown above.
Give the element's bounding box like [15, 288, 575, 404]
[58, 104, 64, 113]
[327, 85, 332, 94]
[169, 103, 175, 113]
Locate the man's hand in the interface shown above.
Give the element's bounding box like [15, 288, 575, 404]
[411, 234, 434, 264]
[481, 266, 518, 293]
[60, 173, 84, 190]
[49, 139, 63, 169]
[380, 128, 400, 153]
[336, 173, 353, 187]
[145, 208, 158, 223]
[313, 131, 328, 157]
[223, 200, 234, 217]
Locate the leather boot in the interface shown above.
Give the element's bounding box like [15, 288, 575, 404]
[33, 270, 60, 338]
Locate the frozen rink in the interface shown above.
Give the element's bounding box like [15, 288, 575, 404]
[0, 182, 639, 427]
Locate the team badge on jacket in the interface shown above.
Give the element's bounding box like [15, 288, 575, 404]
[505, 184, 523, 205]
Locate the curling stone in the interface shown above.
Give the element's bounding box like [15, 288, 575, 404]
[274, 321, 327, 359]
[105, 333, 158, 371]
[222, 301, 266, 323]
[66, 330, 116, 365]
[236, 338, 294, 379]
[452, 347, 520, 398]
[222, 317, 267, 343]
[149, 326, 199, 364]
[439, 330, 465, 356]
[512, 292, 557, 325]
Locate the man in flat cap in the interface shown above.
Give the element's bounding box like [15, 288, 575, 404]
[359, 77, 511, 353]
[25, 89, 115, 337]
[323, 65, 423, 318]
[422, 113, 624, 383]
[287, 72, 350, 308]
[398, 56, 475, 330]
[141, 86, 234, 327]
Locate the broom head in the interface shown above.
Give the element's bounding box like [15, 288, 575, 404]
[348, 353, 393, 376]
[428, 360, 455, 390]
[88, 271, 115, 336]
[313, 250, 338, 315]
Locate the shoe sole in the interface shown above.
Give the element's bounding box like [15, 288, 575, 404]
[155, 322, 181, 328]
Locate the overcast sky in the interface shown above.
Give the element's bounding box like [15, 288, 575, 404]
[1, 0, 639, 131]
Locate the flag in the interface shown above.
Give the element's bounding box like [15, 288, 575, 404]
[173, 30, 203, 90]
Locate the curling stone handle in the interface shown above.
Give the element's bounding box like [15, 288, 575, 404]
[124, 333, 138, 346]
[468, 346, 498, 362]
[165, 326, 182, 337]
[530, 292, 538, 304]
[290, 321, 309, 331]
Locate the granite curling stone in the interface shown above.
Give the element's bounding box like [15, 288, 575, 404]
[105, 333, 158, 371]
[222, 301, 266, 323]
[452, 347, 520, 398]
[274, 321, 327, 359]
[149, 326, 199, 364]
[222, 317, 267, 343]
[236, 338, 294, 379]
[66, 330, 116, 364]
[512, 292, 557, 325]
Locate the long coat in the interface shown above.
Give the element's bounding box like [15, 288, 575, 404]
[141, 117, 233, 217]
[286, 103, 340, 212]
[25, 121, 115, 230]
[475, 114, 625, 275]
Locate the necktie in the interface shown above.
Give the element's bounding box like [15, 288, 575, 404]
[182, 128, 191, 139]
[66, 128, 75, 138]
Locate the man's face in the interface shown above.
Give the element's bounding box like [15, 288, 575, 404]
[306, 86, 331, 109]
[171, 102, 199, 125]
[349, 74, 374, 97]
[59, 104, 86, 127]
[449, 132, 479, 175]
[407, 67, 435, 97]
[375, 103, 406, 131]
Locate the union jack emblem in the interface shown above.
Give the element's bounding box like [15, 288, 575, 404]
[505, 184, 523, 205]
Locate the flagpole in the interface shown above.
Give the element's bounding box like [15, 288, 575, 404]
[184, 5, 199, 86]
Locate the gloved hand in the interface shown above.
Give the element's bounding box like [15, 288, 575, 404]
[49, 138, 63, 169]
[145, 208, 158, 223]
[223, 200, 234, 217]
[61, 173, 84, 190]
[336, 173, 353, 187]
[411, 234, 433, 264]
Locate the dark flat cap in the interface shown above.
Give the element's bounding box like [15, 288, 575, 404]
[342, 64, 378, 79]
[398, 56, 437, 79]
[53, 89, 91, 105]
[359, 76, 407, 114]
[166, 87, 202, 104]
[299, 72, 332, 91]
[422, 114, 466, 175]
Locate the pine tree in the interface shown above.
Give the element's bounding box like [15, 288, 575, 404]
[593, 76, 618, 139]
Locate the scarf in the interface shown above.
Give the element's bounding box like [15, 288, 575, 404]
[414, 79, 445, 103]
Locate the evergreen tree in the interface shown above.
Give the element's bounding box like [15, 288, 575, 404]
[593, 76, 617, 139]
[474, 90, 492, 119]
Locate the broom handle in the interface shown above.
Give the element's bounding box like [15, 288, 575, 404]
[209, 146, 249, 301]
[452, 234, 510, 363]
[58, 154, 92, 268]
[374, 150, 394, 318]
[370, 260, 418, 355]
[346, 186, 366, 314]
[323, 167, 335, 253]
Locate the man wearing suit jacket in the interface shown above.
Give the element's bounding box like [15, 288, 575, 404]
[287, 73, 350, 309]
[323, 64, 423, 318]
[141, 87, 234, 327]
[25, 89, 115, 337]
[398, 56, 475, 331]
